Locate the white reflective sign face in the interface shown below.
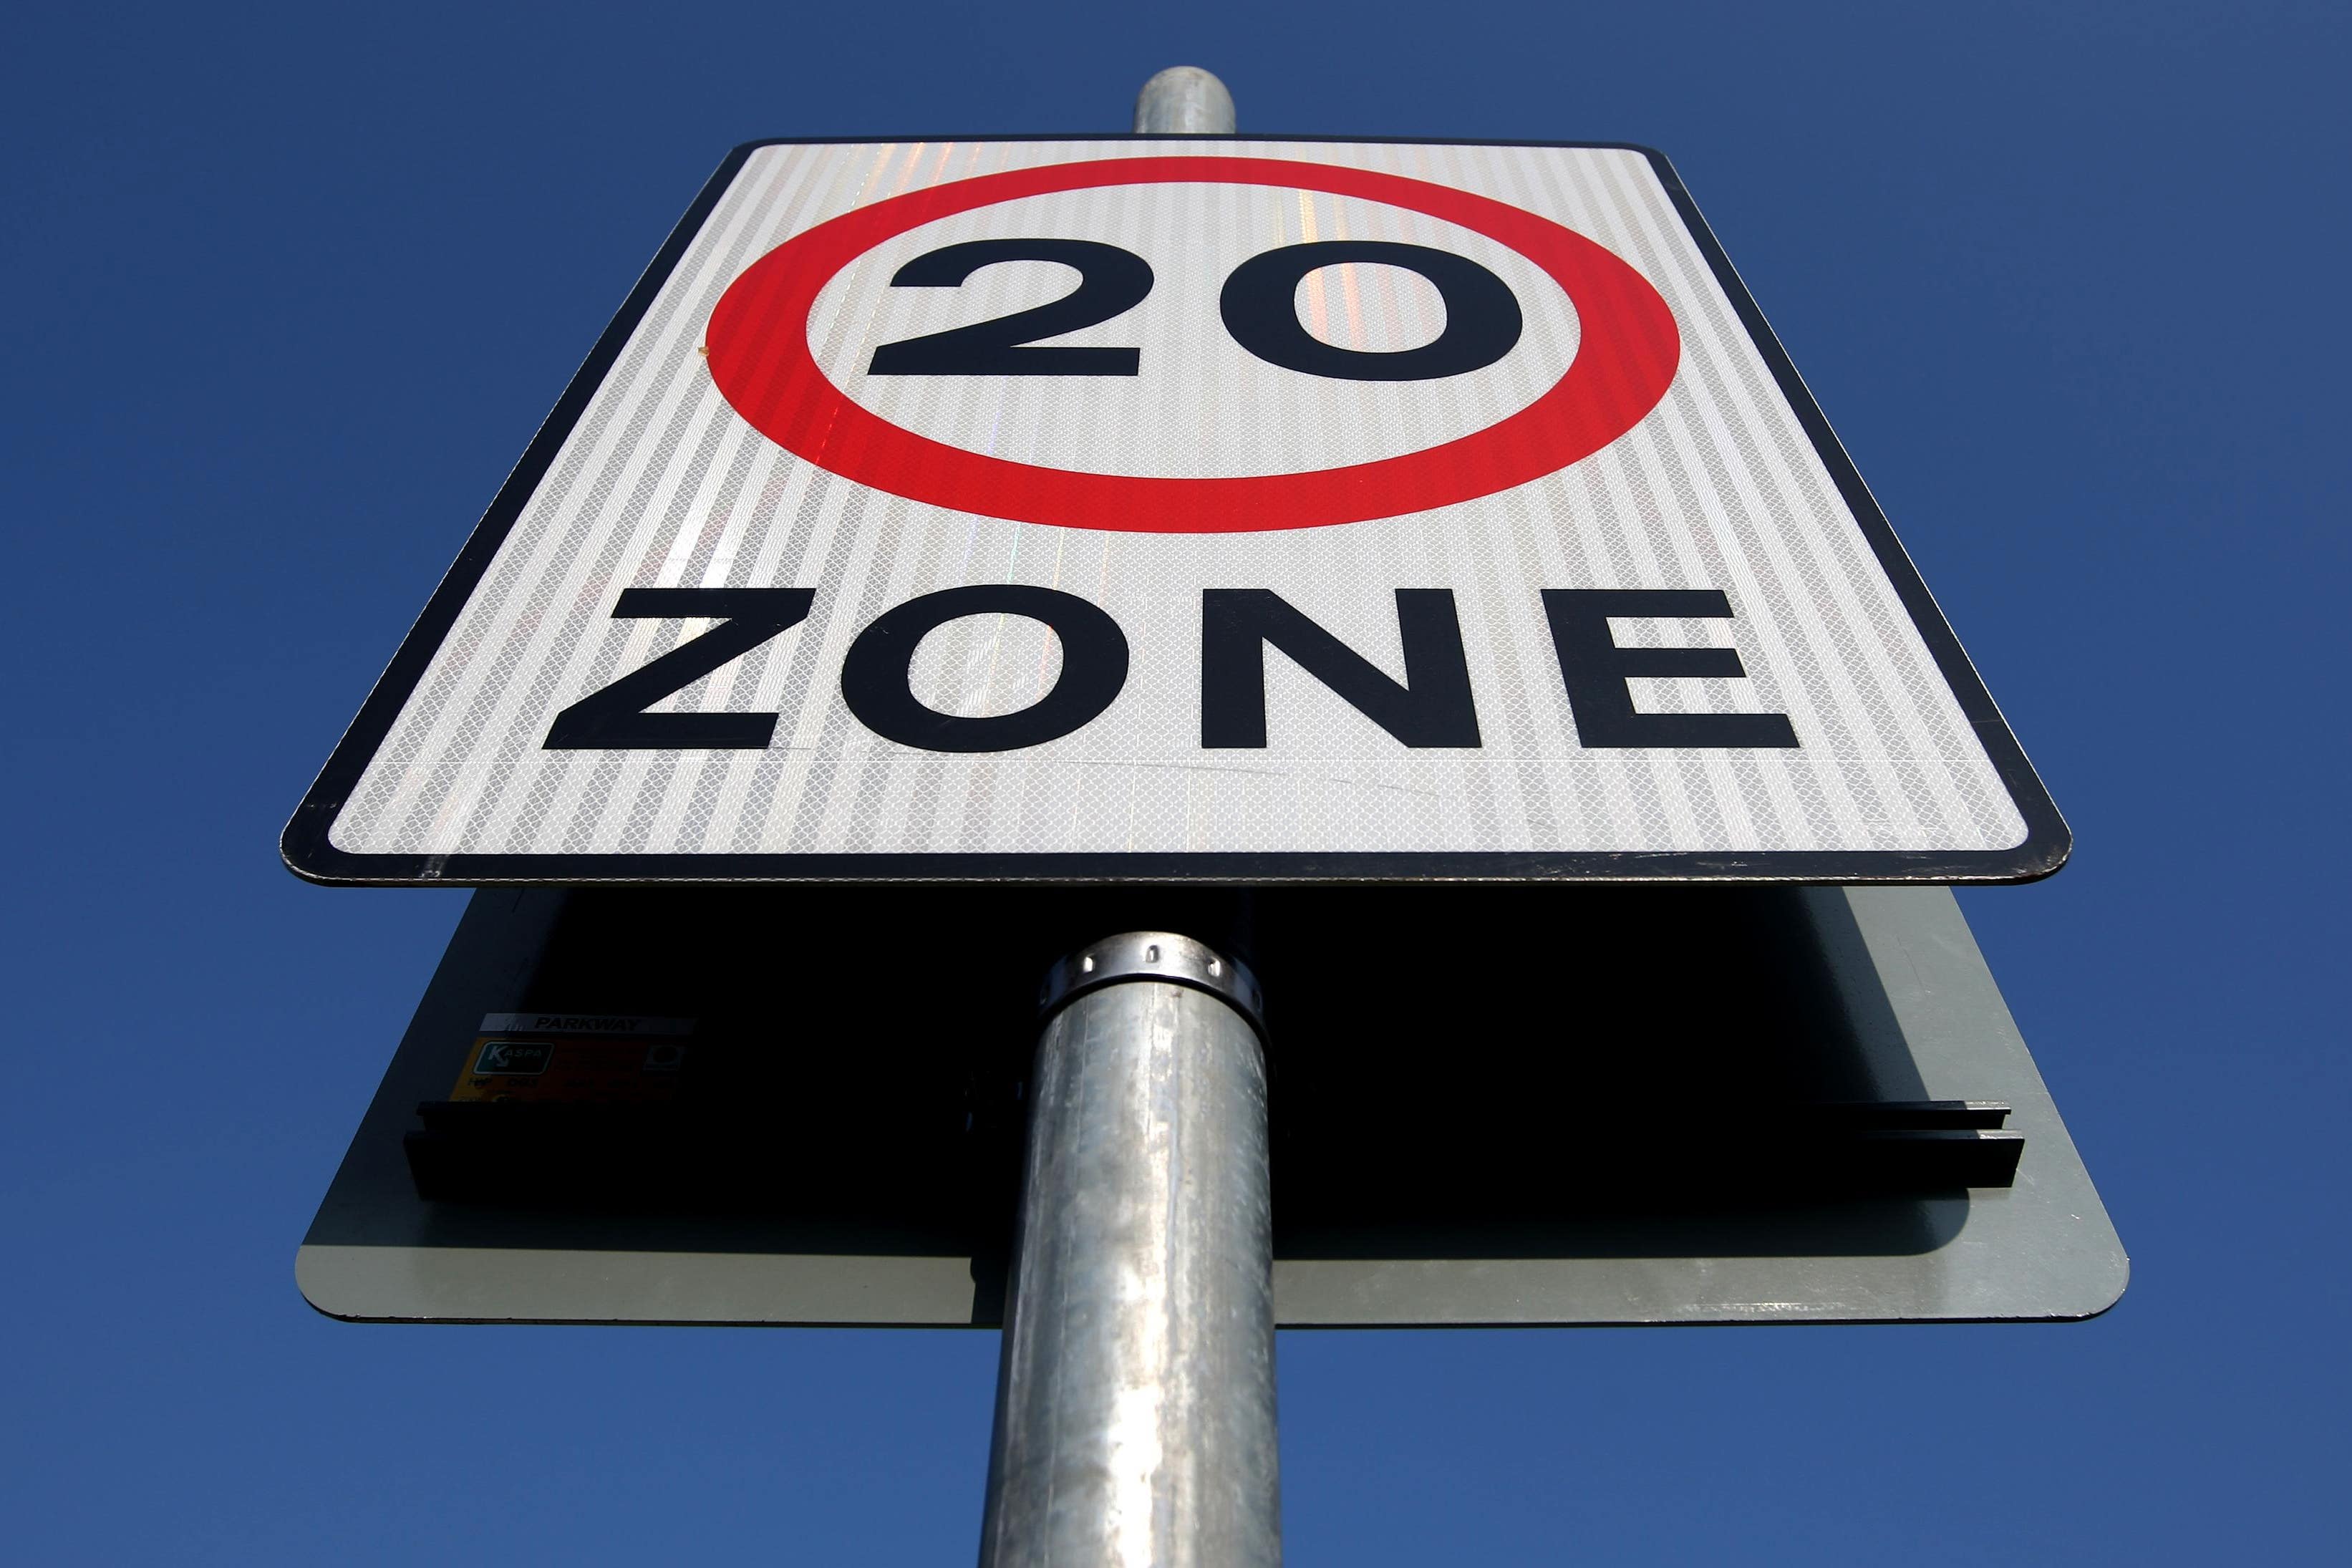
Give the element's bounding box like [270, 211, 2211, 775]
[286, 139, 2065, 884]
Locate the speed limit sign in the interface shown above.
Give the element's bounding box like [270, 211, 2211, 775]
[286, 137, 2066, 884]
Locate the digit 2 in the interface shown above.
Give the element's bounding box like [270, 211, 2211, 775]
[868, 240, 1154, 377]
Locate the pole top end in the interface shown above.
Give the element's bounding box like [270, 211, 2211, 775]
[1133, 67, 1237, 135]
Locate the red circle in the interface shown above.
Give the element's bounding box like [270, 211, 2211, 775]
[705, 155, 1680, 535]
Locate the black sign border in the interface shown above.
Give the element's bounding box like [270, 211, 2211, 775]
[284, 135, 2069, 887]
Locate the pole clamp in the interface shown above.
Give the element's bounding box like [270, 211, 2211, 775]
[1039, 931, 1267, 1040]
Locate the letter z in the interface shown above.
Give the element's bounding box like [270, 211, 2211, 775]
[543, 587, 815, 750]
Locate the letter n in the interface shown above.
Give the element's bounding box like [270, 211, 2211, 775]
[1201, 589, 1481, 749]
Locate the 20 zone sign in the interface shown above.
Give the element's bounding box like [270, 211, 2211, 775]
[286, 138, 2066, 886]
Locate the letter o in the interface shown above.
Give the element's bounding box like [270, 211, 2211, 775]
[841, 585, 1129, 752]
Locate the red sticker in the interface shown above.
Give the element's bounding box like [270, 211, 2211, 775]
[705, 155, 1680, 535]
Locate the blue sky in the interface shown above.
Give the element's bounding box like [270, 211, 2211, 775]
[3, 1, 2345, 1561]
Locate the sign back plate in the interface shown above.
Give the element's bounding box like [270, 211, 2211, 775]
[297, 883, 2125, 1327]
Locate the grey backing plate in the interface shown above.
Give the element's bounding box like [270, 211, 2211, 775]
[299, 885, 2125, 1327]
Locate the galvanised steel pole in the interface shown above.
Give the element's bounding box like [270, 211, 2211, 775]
[974, 70, 1270, 1568]
[975, 931, 1279, 1568]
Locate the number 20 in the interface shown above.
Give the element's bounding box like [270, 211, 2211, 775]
[867, 239, 1523, 383]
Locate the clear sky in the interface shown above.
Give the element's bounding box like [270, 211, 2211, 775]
[3, 1, 2344, 1562]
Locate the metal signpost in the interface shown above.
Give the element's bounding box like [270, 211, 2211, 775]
[290, 69, 2121, 1568]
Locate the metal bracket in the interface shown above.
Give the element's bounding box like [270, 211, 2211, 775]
[1039, 931, 1267, 1041]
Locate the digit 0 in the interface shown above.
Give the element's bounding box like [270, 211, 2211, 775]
[1220, 241, 1522, 382]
